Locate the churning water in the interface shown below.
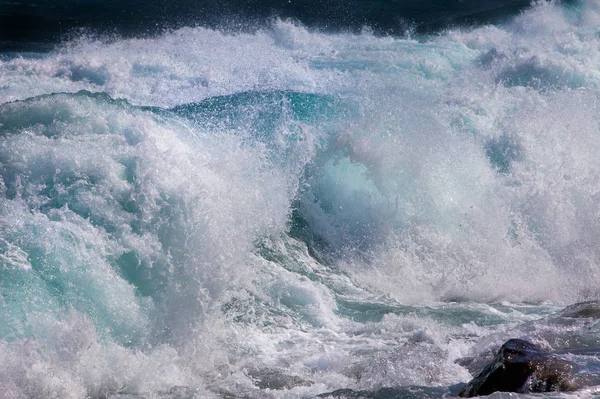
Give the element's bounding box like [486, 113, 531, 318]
[2, 1, 600, 397]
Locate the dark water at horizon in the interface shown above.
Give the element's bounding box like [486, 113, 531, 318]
[0, 0, 566, 51]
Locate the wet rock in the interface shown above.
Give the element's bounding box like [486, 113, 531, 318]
[248, 368, 313, 390]
[559, 301, 600, 319]
[459, 339, 579, 397]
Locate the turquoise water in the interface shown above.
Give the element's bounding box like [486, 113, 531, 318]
[2, 2, 600, 398]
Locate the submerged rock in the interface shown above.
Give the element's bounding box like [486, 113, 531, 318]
[248, 368, 313, 390]
[559, 301, 600, 319]
[459, 339, 579, 397]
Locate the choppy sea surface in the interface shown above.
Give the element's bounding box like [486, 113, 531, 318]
[2, 1, 600, 398]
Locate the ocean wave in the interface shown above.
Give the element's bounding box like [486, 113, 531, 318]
[2, 2, 600, 397]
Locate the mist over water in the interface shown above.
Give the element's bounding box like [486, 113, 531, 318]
[2, 1, 600, 398]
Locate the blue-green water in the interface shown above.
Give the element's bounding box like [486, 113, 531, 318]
[2, 2, 600, 398]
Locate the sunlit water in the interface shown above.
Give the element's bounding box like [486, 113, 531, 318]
[2, 2, 600, 398]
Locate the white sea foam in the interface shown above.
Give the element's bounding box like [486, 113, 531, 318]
[1, 1, 600, 397]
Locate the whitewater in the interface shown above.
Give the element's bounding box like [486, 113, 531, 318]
[2, 1, 600, 397]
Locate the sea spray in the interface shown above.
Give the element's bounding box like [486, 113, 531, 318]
[1, 1, 600, 397]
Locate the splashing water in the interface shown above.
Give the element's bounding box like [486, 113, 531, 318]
[2, 1, 600, 398]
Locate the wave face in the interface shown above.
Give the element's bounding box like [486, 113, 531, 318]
[2, 1, 600, 398]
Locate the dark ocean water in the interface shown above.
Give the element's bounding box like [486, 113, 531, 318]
[1, 0, 552, 50]
[2, 1, 600, 398]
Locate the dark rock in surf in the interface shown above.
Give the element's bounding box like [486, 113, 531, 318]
[248, 368, 313, 390]
[559, 301, 600, 319]
[459, 339, 579, 397]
